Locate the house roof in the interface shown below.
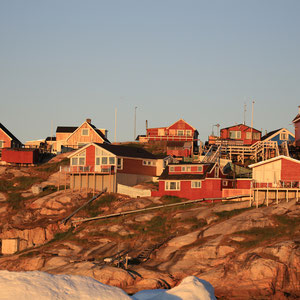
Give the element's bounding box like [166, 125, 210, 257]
[0, 123, 22, 144]
[221, 123, 261, 133]
[261, 128, 294, 141]
[45, 137, 56, 141]
[167, 118, 196, 131]
[88, 123, 110, 144]
[159, 163, 215, 180]
[249, 155, 300, 168]
[293, 113, 300, 123]
[56, 126, 77, 133]
[69, 142, 158, 160]
[97, 143, 157, 159]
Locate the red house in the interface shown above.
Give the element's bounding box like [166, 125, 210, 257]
[292, 106, 300, 147]
[219, 124, 261, 145]
[152, 162, 238, 200]
[1, 148, 39, 165]
[0, 123, 22, 150]
[142, 119, 199, 157]
[67, 143, 170, 191]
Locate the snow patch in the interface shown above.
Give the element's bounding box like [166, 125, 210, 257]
[0, 271, 216, 300]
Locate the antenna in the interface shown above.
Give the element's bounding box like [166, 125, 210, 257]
[251, 100, 255, 141]
[114, 108, 117, 143]
[244, 102, 247, 125]
[134, 106, 137, 141]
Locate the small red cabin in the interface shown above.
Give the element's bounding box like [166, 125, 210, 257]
[220, 124, 261, 145]
[1, 148, 39, 165]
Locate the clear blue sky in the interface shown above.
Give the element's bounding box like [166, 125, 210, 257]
[1, 0, 299, 143]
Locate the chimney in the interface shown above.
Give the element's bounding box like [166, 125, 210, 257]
[146, 120, 148, 130]
[86, 118, 91, 124]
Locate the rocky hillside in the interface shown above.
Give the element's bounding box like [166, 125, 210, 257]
[0, 158, 299, 299]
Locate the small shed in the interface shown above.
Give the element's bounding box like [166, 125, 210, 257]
[1, 148, 39, 165]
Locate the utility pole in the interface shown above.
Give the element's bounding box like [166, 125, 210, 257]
[244, 103, 247, 125]
[134, 106, 137, 141]
[251, 100, 255, 141]
[114, 108, 117, 143]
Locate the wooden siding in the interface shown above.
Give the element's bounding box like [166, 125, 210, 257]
[0, 129, 12, 148]
[281, 159, 300, 181]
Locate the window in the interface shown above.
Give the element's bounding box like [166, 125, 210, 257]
[0, 141, 4, 148]
[143, 160, 155, 166]
[229, 131, 241, 139]
[169, 166, 175, 172]
[71, 150, 86, 166]
[181, 166, 186, 172]
[158, 129, 165, 136]
[165, 181, 180, 190]
[186, 130, 192, 136]
[246, 132, 251, 140]
[102, 157, 108, 164]
[253, 132, 260, 140]
[191, 181, 202, 188]
[222, 180, 228, 187]
[169, 129, 176, 136]
[186, 166, 191, 172]
[109, 157, 115, 165]
[197, 166, 203, 172]
[177, 130, 184, 136]
[117, 158, 123, 169]
[280, 133, 287, 140]
[96, 157, 101, 165]
[82, 129, 89, 136]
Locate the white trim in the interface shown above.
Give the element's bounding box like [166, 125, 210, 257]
[165, 180, 181, 191]
[191, 181, 202, 188]
[262, 128, 294, 142]
[249, 155, 300, 168]
[65, 122, 104, 143]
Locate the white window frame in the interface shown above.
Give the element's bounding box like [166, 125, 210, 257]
[143, 160, 155, 166]
[81, 129, 89, 136]
[280, 133, 288, 140]
[177, 130, 184, 136]
[181, 166, 186, 172]
[186, 166, 191, 172]
[253, 132, 260, 140]
[246, 132, 251, 140]
[191, 181, 202, 188]
[186, 130, 192, 136]
[222, 180, 228, 187]
[71, 150, 86, 166]
[169, 166, 175, 172]
[165, 181, 180, 191]
[0, 141, 4, 148]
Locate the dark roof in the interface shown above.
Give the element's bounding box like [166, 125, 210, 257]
[261, 129, 282, 141]
[88, 123, 110, 144]
[56, 126, 77, 133]
[95, 143, 158, 159]
[293, 114, 300, 123]
[159, 164, 215, 180]
[45, 136, 56, 141]
[221, 123, 261, 133]
[0, 123, 22, 144]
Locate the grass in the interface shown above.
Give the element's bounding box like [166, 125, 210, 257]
[161, 195, 185, 204]
[49, 227, 75, 243]
[7, 192, 24, 210]
[36, 158, 69, 173]
[234, 214, 298, 249]
[19, 250, 41, 258]
[85, 193, 118, 217]
[214, 206, 254, 220]
[0, 176, 41, 192]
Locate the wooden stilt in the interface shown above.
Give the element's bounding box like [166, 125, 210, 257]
[286, 189, 288, 202]
[276, 189, 278, 205]
[256, 189, 258, 208]
[266, 187, 269, 207]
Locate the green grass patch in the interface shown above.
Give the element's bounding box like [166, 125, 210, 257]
[0, 176, 41, 192]
[214, 207, 254, 220]
[161, 195, 185, 204]
[0, 179, 14, 192]
[36, 158, 69, 173]
[50, 227, 74, 243]
[85, 193, 118, 217]
[7, 192, 24, 210]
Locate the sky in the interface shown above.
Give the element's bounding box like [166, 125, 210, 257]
[1, 0, 299, 143]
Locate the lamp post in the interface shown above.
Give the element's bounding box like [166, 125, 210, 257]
[134, 106, 137, 141]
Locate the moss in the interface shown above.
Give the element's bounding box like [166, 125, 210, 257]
[214, 207, 254, 220]
[7, 192, 24, 210]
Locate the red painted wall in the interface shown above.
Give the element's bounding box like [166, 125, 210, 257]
[294, 120, 300, 147]
[281, 158, 300, 181]
[0, 130, 12, 148]
[167, 149, 191, 157]
[119, 157, 157, 176]
[220, 124, 261, 145]
[1, 148, 39, 164]
[152, 179, 223, 200]
[86, 145, 95, 166]
[236, 179, 252, 189]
